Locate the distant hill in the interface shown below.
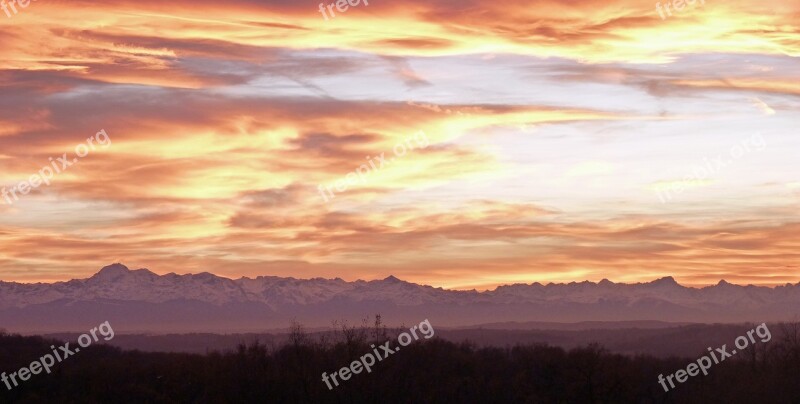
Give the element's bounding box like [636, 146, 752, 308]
[42, 322, 781, 359]
[459, 320, 692, 330]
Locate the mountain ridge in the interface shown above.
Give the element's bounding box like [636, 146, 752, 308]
[2, 264, 799, 332]
[5, 263, 794, 290]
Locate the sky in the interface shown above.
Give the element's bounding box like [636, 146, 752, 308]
[0, 0, 798, 290]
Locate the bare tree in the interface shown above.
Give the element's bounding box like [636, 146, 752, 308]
[289, 320, 309, 348]
[372, 314, 388, 344]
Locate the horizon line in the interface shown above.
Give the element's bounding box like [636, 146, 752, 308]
[3, 263, 800, 292]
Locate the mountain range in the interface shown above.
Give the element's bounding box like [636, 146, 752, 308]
[1, 264, 798, 333]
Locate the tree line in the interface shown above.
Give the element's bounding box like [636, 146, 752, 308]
[0, 319, 798, 403]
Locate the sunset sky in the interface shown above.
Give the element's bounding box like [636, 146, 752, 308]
[0, 0, 798, 289]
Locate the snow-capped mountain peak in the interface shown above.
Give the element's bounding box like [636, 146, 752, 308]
[1, 264, 799, 332]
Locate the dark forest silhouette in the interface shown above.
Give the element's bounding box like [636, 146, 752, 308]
[1, 320, 799, 403]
